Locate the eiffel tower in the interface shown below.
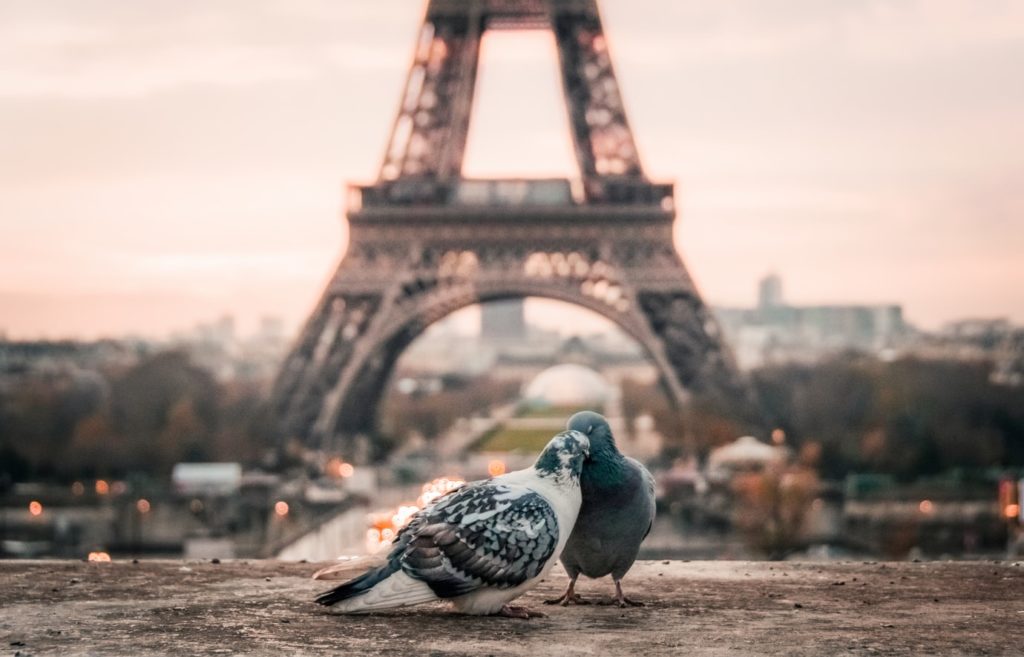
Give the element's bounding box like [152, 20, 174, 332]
[272, 0, 759, 458]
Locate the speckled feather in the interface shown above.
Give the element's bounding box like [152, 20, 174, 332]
[393, 481, 558, 597]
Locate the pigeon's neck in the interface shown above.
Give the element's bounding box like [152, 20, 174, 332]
[583, 443, 628, 489]
[531, 446, 584, 489]
[532, 463, 582, 489]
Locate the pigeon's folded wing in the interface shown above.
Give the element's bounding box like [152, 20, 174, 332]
[627, 457, 657, 540]
[395, 482, 559, 598]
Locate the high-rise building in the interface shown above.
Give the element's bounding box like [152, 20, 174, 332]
[758, 273, 784, 310]
[480, 299, 527, 343]
[715, 275, 907, 368]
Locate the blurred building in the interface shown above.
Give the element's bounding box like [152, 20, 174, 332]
[908, 317, 1024, 385]
[715, 274, 907, 369]
[398, 303, 654, 385]
[480, 299, 527, 343]
[0, 339, 147, 397]
[489, 334, 652, 382]
[0, 314, 290, 401]
[168, 314, 289, 386]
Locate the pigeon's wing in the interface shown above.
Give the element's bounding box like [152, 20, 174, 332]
[393, 481, 559, 598]
[627, 457, 657, 540]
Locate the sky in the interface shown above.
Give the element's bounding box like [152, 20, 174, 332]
[1, 0, 1022, 340]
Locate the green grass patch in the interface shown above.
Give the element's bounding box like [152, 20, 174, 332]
[475, 427, 561, 453]
[515, 404, 595, 419]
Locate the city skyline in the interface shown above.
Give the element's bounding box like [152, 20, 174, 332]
[2, 0, 1022, 339]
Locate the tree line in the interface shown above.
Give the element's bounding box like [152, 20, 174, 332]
[0, 351, 276, 482]
[5, 349, 1023, 484]
[623, 353, 1024, 480]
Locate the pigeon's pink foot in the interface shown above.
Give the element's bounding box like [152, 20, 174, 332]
[612, 580, 645, 608]
[544, 579, 590, 606]
[550, 592, 590, 606]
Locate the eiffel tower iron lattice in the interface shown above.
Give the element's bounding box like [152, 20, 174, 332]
[271, 0, 760, 458]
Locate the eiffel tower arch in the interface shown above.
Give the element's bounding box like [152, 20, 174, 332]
[271, 0, 760, 458]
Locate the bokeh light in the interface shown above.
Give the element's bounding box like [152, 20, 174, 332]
[416, 476, 465, 508]
[325, 457, 344, 478]
[363, 476, 466, 553]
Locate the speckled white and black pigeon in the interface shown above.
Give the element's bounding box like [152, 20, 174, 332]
[314, 430, 589, 618]
[546, 411, 656, 608]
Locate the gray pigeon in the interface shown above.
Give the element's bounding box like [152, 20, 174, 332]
[546, 411, 656, 607]
[314, 430, 589, 617]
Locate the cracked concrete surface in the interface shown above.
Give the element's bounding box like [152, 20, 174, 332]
[1, 560, 1022, 656]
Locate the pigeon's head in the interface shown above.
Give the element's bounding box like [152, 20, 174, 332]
[566, 410, 617, 460]
[533, 430, 590, 484]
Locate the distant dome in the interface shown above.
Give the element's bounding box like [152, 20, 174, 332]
[523, 364, 610, 407]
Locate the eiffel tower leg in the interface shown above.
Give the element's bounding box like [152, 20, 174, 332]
[610, 238, 762, 430]
[636, 289, 758, 418]
[271, 238, 482, 459]
[270, 287, 387, 455]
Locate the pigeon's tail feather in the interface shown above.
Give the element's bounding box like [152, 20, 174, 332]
[314, 561, 398, 606]
[319, 571, 437, 614]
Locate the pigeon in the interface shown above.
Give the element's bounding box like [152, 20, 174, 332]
[314, 430, 589, 617]
[546, 411, 656, 608]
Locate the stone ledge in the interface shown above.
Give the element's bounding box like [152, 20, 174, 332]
[2, 560, 1021, 656]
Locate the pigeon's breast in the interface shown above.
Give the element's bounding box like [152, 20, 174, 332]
[563, 465, 654, 578]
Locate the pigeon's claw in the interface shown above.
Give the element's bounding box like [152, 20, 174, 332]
[612, 580, 645, 608]
[544, 578, 589, 605]
[544, 592, 590, 606]
[498, 605, 546, 619]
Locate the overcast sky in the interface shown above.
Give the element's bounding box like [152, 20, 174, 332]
[1, 0, 1022, 339]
